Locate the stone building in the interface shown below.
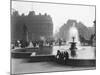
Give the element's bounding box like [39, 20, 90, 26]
[11, 11, 53, 42]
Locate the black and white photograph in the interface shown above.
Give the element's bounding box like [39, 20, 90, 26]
[11, 0, 96, 74]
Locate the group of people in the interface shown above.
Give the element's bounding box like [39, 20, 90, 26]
[55, 50, 69, 64]
[11, 39, 67, 49]
[11, 40, 54, 49]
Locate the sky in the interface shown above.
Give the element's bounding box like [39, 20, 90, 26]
[12, 1, 95, 34]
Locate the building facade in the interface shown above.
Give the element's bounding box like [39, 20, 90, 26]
[11, 11, 53, 42]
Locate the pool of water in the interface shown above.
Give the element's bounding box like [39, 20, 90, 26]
[52, 45, 96, 59]
[12, 45, 96, 59]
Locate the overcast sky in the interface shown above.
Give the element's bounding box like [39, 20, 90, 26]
[12, 1, 95, 34]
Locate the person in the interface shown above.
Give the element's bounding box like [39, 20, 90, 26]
[56, 50, 61, 63]
[33, 42, 36, 48]
[60, 51, 65, 62]
[56, 50, 60, 59]
[65, 51, 69, 60]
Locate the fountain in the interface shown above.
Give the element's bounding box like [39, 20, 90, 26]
[67, 22, 80, 45]
[55, 22, 96, 66]
[68, 23, 79, 58]
[69, 37, 77, 57]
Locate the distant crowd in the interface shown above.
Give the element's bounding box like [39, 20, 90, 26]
[11, 39, 66, 49]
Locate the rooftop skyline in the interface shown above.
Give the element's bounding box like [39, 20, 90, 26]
[12, 1, 95, 34]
